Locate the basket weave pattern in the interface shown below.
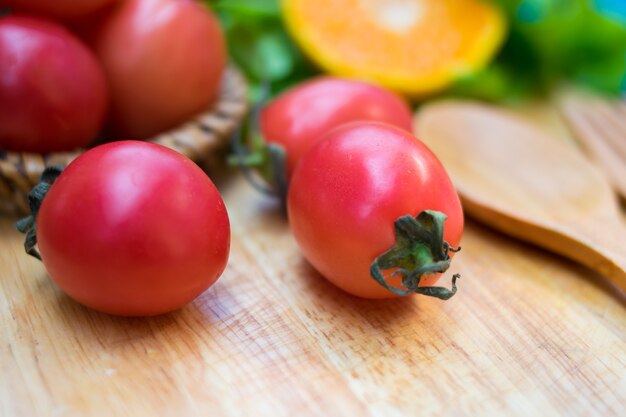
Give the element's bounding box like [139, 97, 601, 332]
[0, 67, 248, 216]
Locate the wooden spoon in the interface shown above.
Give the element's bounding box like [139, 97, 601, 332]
[415, 100, 626, 292]
[559, 92, 626, 200]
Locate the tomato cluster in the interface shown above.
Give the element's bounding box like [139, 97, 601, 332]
[6, 1, 231, 317]
[251, 78, 465, 300]
[260, 77, 414, 178]
[0, 0, 225, 152]
[8, 2, 463, 316]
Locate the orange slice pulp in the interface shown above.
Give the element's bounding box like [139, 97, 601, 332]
[282, 0, 506, 96]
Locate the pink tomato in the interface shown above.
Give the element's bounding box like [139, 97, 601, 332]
[93, 0, 226, 139]
[261, 77, 413, 177]
[33, 141, 231, 316]
[0, 15, 108, 152]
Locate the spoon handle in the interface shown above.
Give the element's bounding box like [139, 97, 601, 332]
[464, 200, 626, 292]
[565, 219, 626, 292]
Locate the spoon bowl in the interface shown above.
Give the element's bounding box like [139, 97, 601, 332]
[416, 101, 626, 292]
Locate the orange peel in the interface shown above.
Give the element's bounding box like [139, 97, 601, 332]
[281, 0, 506, 96]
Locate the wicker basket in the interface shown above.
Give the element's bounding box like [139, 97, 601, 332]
[0, 66, 248, 216]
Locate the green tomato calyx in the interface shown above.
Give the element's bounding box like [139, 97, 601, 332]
[227, 81, 289, 203]
[371, 210, 461, 299]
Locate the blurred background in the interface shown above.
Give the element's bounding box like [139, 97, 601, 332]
[208, 0, 626, 102]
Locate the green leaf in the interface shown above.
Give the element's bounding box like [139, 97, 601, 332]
[210, 0, 280, 19]
[468, 0, 626, 99]
[207, 0, 318, 99]
[256, 31, 295, 80]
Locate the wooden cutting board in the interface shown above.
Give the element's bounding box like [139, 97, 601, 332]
[1, 111, 625, 417]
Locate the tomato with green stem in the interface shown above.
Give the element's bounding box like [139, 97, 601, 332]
[17, 141, 230, 316]
[287, 122, 463, 299]
[234, 77, 413, 198]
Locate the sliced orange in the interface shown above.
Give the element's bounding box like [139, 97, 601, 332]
[281, 0, 506, 96]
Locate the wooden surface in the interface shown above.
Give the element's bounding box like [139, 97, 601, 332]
[416, 101, 626, 292]
[2, 113, 626, 417]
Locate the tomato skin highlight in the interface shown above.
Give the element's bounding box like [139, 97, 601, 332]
[287, 122, 463, 299]
[0, 15, 108, 153]
[260, 77, 413, 177]
[92, 0, 226, 139]
[37, 141, 230, 316]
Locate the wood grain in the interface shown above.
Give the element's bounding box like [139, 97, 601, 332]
[1, 171, 625, 417]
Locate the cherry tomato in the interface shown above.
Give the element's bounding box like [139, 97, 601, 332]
[2, 0, 119, 20]
[0, 15, 107, 153]
[260, 77, 413, 177]
[92, 0, 226, 139]
[287, 122, 463, 299]
[35, 141, 230, 316]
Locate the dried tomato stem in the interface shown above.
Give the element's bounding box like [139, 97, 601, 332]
[228, 81, 289, 203]
[15, 166, 63, 261]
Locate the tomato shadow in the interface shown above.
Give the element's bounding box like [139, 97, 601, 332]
[46, 276, 223, 355]
[252, 195, 287, 226]
[226, 174, 288, 229]
[51, 285, 181, 334]
[206, 161, 237, 190]
[293, 258, 454, 333]
[285, 260, 462, 372]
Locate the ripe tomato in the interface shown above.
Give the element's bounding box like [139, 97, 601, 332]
[2, 0, 119, 20]
[0, 15, 108, 153]
[33, 141, 230, 316]
[261, 77, 413, 177]
[92, 0, 226, 139]
[287, 122, 463, 299]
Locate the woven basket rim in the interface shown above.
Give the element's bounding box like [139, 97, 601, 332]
[0, 66, 248, 215]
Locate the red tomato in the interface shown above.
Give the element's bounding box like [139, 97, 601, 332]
[287, 122, 463, 299]
[2, 0, 119, 19]
[36, 141, 230, 316]
[0, 15, 107, 153]
[261, 77, 413, 177]
[93, 0, 226, 139]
